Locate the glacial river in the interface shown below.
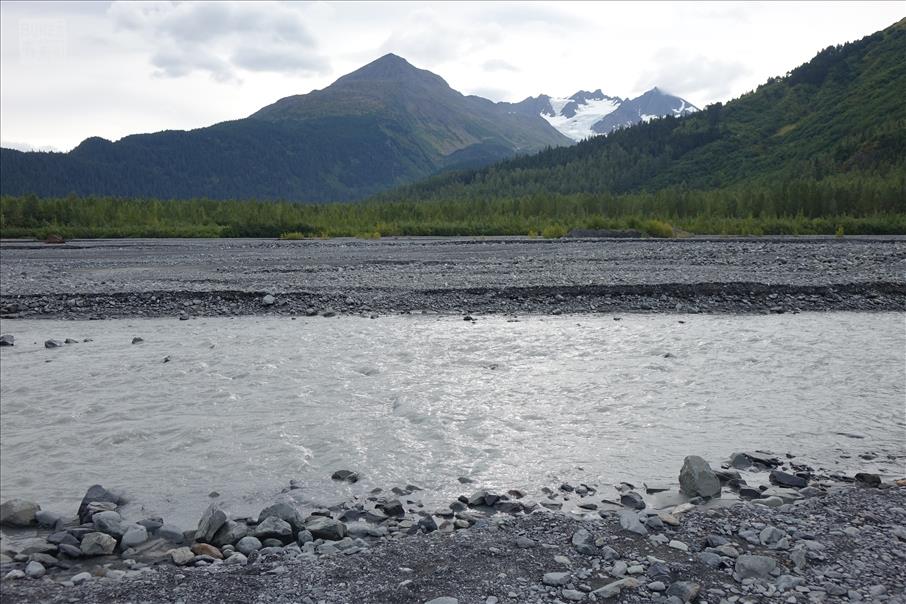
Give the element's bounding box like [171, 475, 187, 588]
[1, 313, 903, 528]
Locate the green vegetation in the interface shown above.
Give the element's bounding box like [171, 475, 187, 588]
[2, 190, 904, 240]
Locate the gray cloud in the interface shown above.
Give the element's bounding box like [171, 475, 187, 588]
[635, 48, 751, 103]
[482, 59, 518, 72]
[107, 1, 327, 81]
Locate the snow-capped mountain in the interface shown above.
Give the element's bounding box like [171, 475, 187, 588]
[502, 87, 698, 141]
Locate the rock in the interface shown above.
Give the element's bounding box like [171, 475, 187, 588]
[467, 490, 499, 507]
[45, 339, 64, 348]
[80, 532, 117, 556]
[3, 570, 26, 581]
[92, 510, 125, 538]
[738, 486, 763, 499]
[592, 577, 639, 599]
[20, 537, 57, 555]
[418, 515, 438, 533]
[121, 524, 149, 548]
[562, 589, 585, 601]
[196, 503, 227, 543]
[668, 539, 689, 552]
[610, 561, 627, 577]
[620, 491, 646, 510]
[0, 499, 40, 526]
[224, 552, 248, 565]
[735, 554, 777, 580]
[305, 516, 347, 541]
[191, 543, 223, 559]
[77, 485, 121, 523]
[666, 581, 700, 603]
[47, 531, 78, 546]
[769, 470, 807, 488]
[759, 526, 786, 545]
[158, 524, 185, 544]
[729, 451, 781, 469]
[34, 510, 60, 528]
[262, 294, 275, 306]
[131, 337, 143, 344]
[679, 455, 721, 498]
[253, 516, 293, 542]
[236, 536, 262, 555]
[515, 536, 535, 549]
[855, 473, 881, 488]
[71, 571, 92, 584]
[618, 510, 648, 535]
[0, 334, 14, 346]
[212, 519, 248, 546]
[424, 599, 458, 604]
[752, 496, 784, 508]
[58, 544, 81, 558]
[542, 571, 571, 586]
[776, 575, 804, 591]
[572, 528, 597, 555]
[331, 470, 359, 483]
[697, 552, 722, 568]
[297, 530, 314, 545]
[377, 499, 405, 517]
[648, 581, 667, 592]
[169, 546, 195, 566]
[24, 560, 45, 579]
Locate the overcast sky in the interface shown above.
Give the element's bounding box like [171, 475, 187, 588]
[1, 1, 902, 152]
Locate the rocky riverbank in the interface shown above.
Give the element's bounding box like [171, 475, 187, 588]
[1, 237, 904, 319]
[2, 453, 904, 603]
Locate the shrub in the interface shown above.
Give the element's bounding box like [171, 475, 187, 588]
[643, 219, 674, 238]
[280, 231, 305, 240]
[541, 224, 567, 239]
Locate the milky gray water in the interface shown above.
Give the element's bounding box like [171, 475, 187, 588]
[1, 313, 904, 528]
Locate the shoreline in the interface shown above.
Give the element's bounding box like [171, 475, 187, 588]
[3, 282, 905, 320]
[1, 455, 904, 603]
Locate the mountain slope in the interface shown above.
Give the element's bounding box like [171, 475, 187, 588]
[500, 88, 696, 141]
[0, 54, 570, 202]
[381, 19, 906, 202]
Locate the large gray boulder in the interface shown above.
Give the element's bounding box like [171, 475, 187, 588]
[195, 503, 227, 543]
[252, 516, 293, 542]
[77, 485, 121, 523]
[305, 516, 347, 541]
[679, 456, 721, 498]
[121, 524, 149, 548]
[92, 510, 125, 538]
[0, 499, 40, 527]
[257, 502, 304, 533]
[212, 520, 248, 547]
[80, 532, 117, 556]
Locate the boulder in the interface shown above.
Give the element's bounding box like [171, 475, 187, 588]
[168, 547, 195, 566]
[236, 536, 262, 555]
[257, 503, 304, 533]
[620, 492, 645, 510]
[121, 524, 149, 548]
[195, 503, 227, 543]
[212, 520, 248, 547]
[0, 499, 40, 527]
[77, 485, 121, 523]
[331, 470, 359, 483]
[542, 572, 571, 586]
[305, 516, 347, 541]
[252, 516, 293, 542]
[769, 470, 807, 488]
[735, 554, 777, 580]
[34, 510, 61, 528]
[618, 510, 648, 535]
[571, 528, 596, 555]
[80, 532, 117, 556]
[91, 510, 125, 538]
[45, 340, 64, 348]
[0, 335, 14, 346]
[158, 524, 185, 544]
[376, 499, 404, 517]
[855, 473, 881, 488]
[679, 456, 721, 498]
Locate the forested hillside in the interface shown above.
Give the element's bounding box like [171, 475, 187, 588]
[379, 19, 906, 206]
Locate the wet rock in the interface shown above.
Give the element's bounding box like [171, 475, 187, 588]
[738, 486, 763, 500]
[305, 516, 347, 541]
[331, 470, 359, 483]
[80, 532, 116, 556]
[47, 531, 78, 547]
[620, 491, 646, 510]
[679, 455, 721, 498]
[34, 510, 60, 528]
[752, 496, 784, 508]
[131, 337, 143, 344]
[196, 503, 227, 543]
[0, 499, 40, 526]
[769, 470, 807, 488]
[0, 334, 13, 346]
[418, 515, 438, 533]
[377, 499, 405, 517]
[45, 339, 64, 348]
[855, 473, 881, 488]
[158, 524, 185, 544]
[734, 554, 777, 580]
[121, 524, 149, 548]
[468, 490, 499, 507]
[77, 485, 121, 523]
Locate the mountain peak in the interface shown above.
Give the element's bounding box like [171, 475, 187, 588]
[335, 53, 447, 87]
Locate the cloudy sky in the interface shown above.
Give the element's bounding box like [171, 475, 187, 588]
[1, 1, 902, 151]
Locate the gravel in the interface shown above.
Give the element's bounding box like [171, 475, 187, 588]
[1, 237, 904, 319]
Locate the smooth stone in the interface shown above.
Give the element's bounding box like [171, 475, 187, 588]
[191, 543, 223, 559]
[121, 524, 149, 548]
[515, 536, 535, 549]
[648, 581, 667, 591]
[71, 571, 92, 584]
[759, 526, 786, 545]
[610, 561, 627, 577]
[697, 552, 723, 568]
[92, 510, 125, 538]
[236, 536, 262, 555]
[752, 496, 784, 508]
[19, 538, 57, 555]
[35, 510, 61, 528]
[261, 295, 275, 306]
[855, 473, 881, 488]
[668, 540, 689, 552]
[679, 455, 721, 498]
[80, 532, 116, 556]
[424, 599, 458, 604]
[58, 544, 81, 558]
[45, 339, 64, 348]
[4, 570, 26, 581]
[169, 546, 195, 566]
[24, 561, 45, 578]
[0, 499, 40, 526]
[620, 491, 646, 510]
[257, 503, 304, 532]
[224, 552, 248, 565]
[562, 589, 585, 601]
[543, 571, 571, 586]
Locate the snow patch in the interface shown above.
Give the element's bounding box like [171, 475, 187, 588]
[541, 97, 621, 141]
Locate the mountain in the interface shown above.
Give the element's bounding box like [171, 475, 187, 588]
[0, 54, 571, 202]
[500, 87, 697, 141]
[379, 19, 906, 203]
